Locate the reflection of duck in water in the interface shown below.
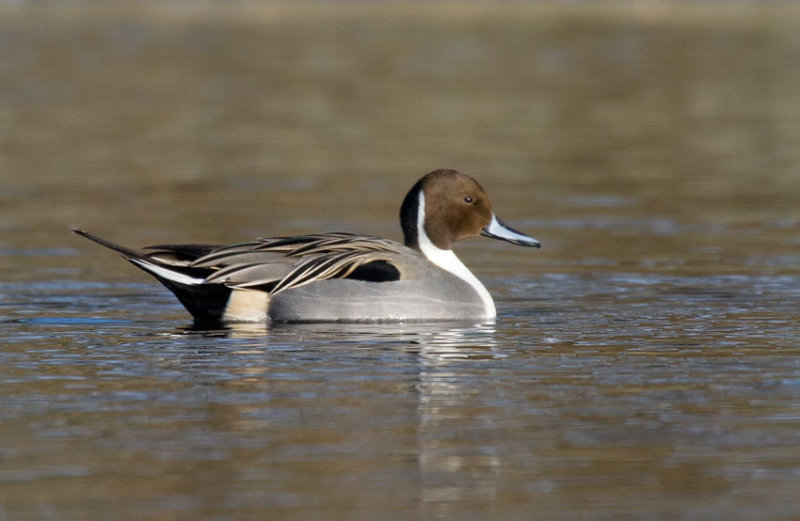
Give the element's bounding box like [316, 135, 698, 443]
[74, 169, 539, 324]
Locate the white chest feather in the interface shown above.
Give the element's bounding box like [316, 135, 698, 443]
[416, 192, 496, 319]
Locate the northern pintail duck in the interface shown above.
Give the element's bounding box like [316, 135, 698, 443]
[73, 169, 540, 323]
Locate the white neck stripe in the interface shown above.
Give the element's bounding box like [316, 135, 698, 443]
[416, 191, 496, 319]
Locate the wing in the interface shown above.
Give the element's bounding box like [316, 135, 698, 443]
[193, 232, 407, 295]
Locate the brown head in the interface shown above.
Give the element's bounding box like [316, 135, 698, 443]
[400, 169, 540, 251]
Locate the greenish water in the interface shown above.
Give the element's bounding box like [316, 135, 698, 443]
[1, 3, 799, 520]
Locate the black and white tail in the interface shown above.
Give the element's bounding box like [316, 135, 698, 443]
[72, 229, 233, 323]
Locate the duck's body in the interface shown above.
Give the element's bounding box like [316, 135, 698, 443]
[74, 169, 540, 324]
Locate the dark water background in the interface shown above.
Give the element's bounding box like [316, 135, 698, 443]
[2, 3, 799, 520]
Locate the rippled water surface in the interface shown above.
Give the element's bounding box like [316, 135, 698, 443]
[2, 3, 800, 520]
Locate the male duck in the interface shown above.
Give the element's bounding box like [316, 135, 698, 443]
[74, 169, 540, 323]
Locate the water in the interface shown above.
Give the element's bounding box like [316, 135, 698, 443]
[2, 3, 800, 520]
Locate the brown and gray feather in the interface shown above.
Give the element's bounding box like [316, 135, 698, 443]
[180, 232, 409, 295]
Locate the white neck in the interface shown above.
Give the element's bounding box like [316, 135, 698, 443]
[416, 191, 496, 319]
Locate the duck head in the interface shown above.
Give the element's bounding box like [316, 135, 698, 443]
[400, 169, 540, 251]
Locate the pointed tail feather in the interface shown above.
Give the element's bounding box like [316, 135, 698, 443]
[72, 228, 235, 322]
[72, 228, 204, 286]
[72, 228, 150, 260]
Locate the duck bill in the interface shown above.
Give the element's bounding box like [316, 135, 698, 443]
[481, 215, 541, 247]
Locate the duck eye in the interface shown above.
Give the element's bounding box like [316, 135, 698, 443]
[464, 195, 474, 204]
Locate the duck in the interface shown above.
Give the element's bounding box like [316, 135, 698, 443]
[73, 169, 540, 324]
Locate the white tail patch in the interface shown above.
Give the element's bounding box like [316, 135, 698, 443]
[128, 258, 204, 286]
